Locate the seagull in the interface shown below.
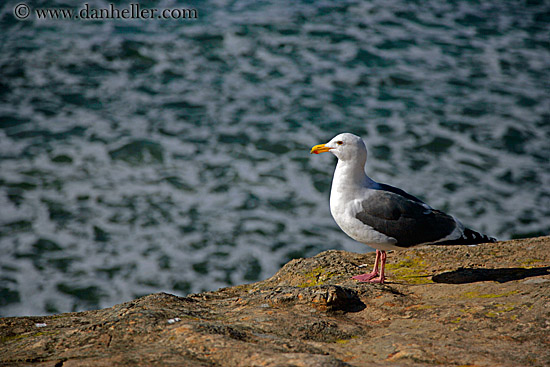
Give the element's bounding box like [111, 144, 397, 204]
[310, 133, 496, 284]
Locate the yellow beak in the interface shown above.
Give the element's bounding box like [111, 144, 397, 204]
[310, 143, 331, 154]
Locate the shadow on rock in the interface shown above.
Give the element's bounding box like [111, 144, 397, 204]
[432, 266, 550, 284]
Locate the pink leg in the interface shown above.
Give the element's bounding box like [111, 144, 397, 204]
[369, 250, 387, 284]
[352, 249, 381, 282]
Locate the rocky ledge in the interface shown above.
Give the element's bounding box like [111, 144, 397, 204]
[1, 236, 549, 366]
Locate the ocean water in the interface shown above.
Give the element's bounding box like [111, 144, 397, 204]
[0, 0, 549, 316]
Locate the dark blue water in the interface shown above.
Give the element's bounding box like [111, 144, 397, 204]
[1, 0, 549, 316]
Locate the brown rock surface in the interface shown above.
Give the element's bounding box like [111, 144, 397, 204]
[1, 236, 549, 366]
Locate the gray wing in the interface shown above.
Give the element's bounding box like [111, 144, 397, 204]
[376, 183, 426, 204]
[355, 190, 457, 247]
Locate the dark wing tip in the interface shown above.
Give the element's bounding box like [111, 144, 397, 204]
[463, 228, 497, 244]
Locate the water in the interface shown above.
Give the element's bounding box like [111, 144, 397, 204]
[1, 0, 549, 317]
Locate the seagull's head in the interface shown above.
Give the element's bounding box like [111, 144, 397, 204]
[310, 133, 367, 162]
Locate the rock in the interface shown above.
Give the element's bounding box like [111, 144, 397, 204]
[1, 236, 549, 366]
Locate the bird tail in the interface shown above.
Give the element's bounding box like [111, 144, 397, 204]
[436, 227, 497, 246]
[461, 228, 497, 244]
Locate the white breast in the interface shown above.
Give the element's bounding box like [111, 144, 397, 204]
[330, 183, 398, 249]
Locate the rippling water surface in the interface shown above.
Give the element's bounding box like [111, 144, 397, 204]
[1, 0, 549, 316]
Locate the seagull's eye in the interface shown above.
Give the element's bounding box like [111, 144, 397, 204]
[336, 141, 343, 145]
